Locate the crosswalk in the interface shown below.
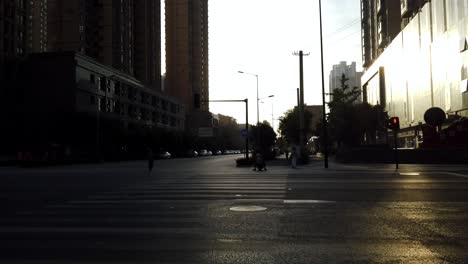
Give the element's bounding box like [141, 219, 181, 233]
[84, 174, 289, 201]
[3, 170, 468, 263]
[0, 173, 293, 263]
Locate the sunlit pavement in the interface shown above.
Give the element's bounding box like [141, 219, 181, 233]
[1, 155, 468, 263]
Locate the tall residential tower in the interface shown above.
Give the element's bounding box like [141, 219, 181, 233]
[165, 0, 209, 113]
[48, 0, 161, 89]
[329, 61, 363, 103]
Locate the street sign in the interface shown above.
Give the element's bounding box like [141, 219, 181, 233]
[240, 129, 248, 137]
[198, 127, 214, 137]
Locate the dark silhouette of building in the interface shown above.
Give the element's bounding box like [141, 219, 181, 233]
[1, 52, 184, 159]
[48, 0, 161, 89]
[1, 0, 47, 62]
[165, 0, 209, 113]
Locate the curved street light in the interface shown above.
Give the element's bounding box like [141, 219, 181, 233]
[238, 71, 260, 124]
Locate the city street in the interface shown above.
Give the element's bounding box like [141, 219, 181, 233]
[1, 155, 468, 263]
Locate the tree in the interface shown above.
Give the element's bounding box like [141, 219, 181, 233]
[327, 74, 387, 149]
[249, 121, 277, 158]
[327, 74, 362, 147]
[278, 106, 313, 145]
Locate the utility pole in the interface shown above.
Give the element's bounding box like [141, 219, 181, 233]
[271, 104, 274, 131]
[297, 88, 300, 107]
[293, 51, 309, 156]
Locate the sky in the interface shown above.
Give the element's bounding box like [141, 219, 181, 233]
[163, 0, 362, 131]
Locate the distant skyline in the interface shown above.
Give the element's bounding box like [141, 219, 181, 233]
[163, 0, 362, 129]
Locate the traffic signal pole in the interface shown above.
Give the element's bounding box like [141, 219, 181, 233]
[245, 99, 249, 159]
[208, 99, 249, 159]
[387, 117, 400, 170]
[394, 129, 399, 170]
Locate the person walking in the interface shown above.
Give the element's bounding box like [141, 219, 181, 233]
[147, 147, 154, 175]
[291, 146, 297, 169]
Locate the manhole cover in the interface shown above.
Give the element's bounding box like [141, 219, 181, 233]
[229, 205, 267, 212]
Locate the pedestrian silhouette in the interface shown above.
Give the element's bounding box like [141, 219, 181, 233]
[291, 147, 297, 169]
[253, 152, 267, 171]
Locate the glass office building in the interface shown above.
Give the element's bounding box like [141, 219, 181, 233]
[361, 0, 468, 147]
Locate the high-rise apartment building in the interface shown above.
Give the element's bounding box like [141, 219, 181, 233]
[329, 61, 363, 102]
[361, 0, 401, 68]
[1, 0, 47, 62]
[1, 1, 27, 61]
[165, 0, 209, 113]
[361, 0, 430, 68]
[27, 0, 48, 53]
[135, 0, 162, 89]
[48, 0, 161, 89]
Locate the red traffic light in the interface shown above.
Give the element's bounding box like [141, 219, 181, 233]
[387, 117, 400, 130]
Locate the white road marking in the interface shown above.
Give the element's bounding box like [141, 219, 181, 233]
[442, 172, 468, 179]
[283, 200, 336, 204]
[399, 172, 420, 176]
[229, 206, 267, 212]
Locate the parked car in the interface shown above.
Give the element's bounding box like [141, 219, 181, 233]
[198, 149, 209, 156]
[157, 151, 171, 159]
[186, 150, 198, 157]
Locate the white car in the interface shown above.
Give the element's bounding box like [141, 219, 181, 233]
[158, 151, 171, 159]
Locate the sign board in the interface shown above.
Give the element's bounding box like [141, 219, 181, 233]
[240, 129, 248, 137]
[198, 127, 214, 137]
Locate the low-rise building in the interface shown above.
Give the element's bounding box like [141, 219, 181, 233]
[0, 51, 184, 159]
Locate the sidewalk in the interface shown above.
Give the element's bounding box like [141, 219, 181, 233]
[263, 155, 468, 175]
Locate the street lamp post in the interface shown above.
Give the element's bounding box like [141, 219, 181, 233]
[319, 0, 329, 168]
[238, 71, 260, 124]
[258, 95, 274, 123]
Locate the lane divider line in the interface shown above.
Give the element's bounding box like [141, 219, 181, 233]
[442, 172, 468, 179]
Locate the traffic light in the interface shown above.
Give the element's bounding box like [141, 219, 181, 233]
[194, 93, 200, 109]
[387, 117, 400, 130]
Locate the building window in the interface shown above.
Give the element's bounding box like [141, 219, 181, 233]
[90, 95, 95, 105]
[377, 19, 384, 46]
[128, 105, 135, 118]
[114, 101, 121, 114]
[114, 82, 121, 95]
[99, 77, 106, 91]
[100, 97, 106, 112]
[90, 74, 95, 84]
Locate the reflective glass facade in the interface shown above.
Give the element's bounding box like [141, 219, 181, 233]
[362, 0, 468, 130]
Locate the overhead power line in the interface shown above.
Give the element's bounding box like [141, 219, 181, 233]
[325, 18, 360, 37]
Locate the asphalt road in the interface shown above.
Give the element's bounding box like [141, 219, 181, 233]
[1, 156, 468, 263]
